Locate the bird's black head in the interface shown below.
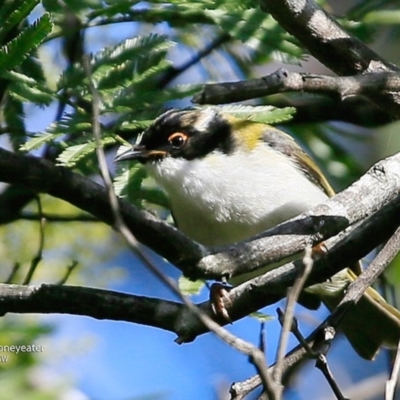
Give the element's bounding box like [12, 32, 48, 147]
[115, 108, 234, 163]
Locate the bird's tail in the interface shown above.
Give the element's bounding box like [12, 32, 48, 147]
[308, 269, 400, 360]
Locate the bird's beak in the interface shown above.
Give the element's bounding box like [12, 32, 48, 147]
[115, 145, 146, 162]
[115, 145, 167, 163]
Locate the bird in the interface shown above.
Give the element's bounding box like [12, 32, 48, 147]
[115, 107, 400, 360]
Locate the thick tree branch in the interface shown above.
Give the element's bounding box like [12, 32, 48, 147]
[259, 0, 397, 74]
[270, 96, 392, 127]
[0, 191, 399, 345]
[1, 148, 400, 284]
[194, 69, 400, 105]
[0, 147, 206, 266]
[258, 0, 400, 118]
[175, 194, 400, 342]
[0, 283, 183, 332]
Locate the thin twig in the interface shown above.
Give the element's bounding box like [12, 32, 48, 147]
[158, 33, 230, 87]
[20, 212, 99, 222]
[273, 245, 313, 385]
[288, 318, 348, 400]
[23, 196, 45, 284]
[56, 260, 79, 285]
[315, 355, 349, 400]
[386, 340, 400, 400]
[329, 226, 400, 330]
[5, 262, 21, 284]
[259, 322, 267, 355]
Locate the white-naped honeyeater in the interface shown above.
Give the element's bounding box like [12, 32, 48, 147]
[115, 107, 400, 360]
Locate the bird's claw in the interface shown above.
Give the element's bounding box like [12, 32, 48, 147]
[210, 282, 232, 322]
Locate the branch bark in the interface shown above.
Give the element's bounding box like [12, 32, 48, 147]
[194, 69, 400, 105]
[0, 283, 183, 332]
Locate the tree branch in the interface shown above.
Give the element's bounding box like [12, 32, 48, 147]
[258, 0, 400, 118]
[193, 69, 400, 105]
[1, 148, 400, 285]
[157, 33, 231, 87]
[175, 193, 400, 343]
[1, 189, 398, 345]
[259, 0, 396, 74]
[0, 144, 398, 341]
[0, 283, 184, 332]
[20, 212, 99, 222]
[270, 96, 392, 127]
[328, 226, 400, 330]
[0, 147, 206, 267]
[2, 200, 399, 400]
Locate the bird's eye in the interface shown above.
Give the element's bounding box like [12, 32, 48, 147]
[168, 132, 188, 149]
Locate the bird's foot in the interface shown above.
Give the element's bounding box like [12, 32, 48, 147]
[210, 282, 232, 322]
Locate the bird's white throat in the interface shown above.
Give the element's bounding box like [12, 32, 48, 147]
[146, 147, 328, 246]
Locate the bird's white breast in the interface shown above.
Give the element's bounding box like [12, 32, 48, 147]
[147, 147, 328, 246]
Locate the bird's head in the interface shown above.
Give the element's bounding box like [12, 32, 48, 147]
[114, 108, 265, 164]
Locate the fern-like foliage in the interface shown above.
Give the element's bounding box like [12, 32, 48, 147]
[0, 2, 53, 149]
[0, 13, 52, 74]
[0, 0, 40, 43]
[215, 104, 296, 124]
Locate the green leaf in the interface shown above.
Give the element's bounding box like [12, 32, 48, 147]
[116, 119, 153, 131]
[114, 148, 147, 206]
[20, 133, 63, 152]
[9, 83, 53, 105]
[139, 187, 170, 209]
[217, 105, 296, 124]
[46, 113, 93, 136]
[58, 34, 174, 92]
[363, 10, 400, 25]
[0, 0, 40, 43]
[20, 50, 47, 84]
[179, 276, 205, 295]
[91, 5, 214, 26]
[249, 311, 275, 322]
[57, 143, 93, 167]
[113, 84, 201, 112]
[0, 13, 53, 74]
[56, 136, 117, 167]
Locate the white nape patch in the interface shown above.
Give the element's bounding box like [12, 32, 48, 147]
[147, 146, 328, 246]
[194, 108, 219, 132]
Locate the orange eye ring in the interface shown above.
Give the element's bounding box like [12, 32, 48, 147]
[168, 132, 188, 149]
